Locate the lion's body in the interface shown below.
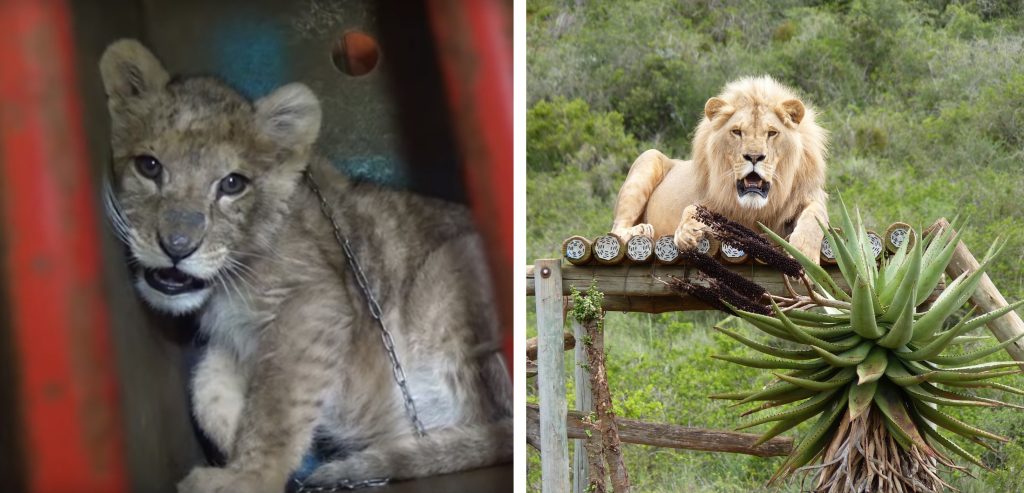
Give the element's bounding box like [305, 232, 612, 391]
[611, 76, 829, 263]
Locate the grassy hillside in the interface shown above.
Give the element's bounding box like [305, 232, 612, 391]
[526, 1, 1024, 491]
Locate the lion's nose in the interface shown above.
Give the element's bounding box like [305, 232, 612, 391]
[743, 153, 766, 164]
[159, 233, 200, 263]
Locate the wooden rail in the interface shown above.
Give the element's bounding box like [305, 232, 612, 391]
[526, 405, 793, 457]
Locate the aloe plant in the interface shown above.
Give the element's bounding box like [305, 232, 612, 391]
[698, 202, 1023, 492]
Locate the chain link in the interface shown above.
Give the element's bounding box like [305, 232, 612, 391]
[304, 169, 427, 438]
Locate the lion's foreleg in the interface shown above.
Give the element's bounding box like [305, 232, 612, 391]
[673, 204, 707, 250]
[610, 149, 674, 241]
[789, 190, 828, 266]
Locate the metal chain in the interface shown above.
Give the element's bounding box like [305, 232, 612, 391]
[304, 169, 427, 438]
[293, 477, 390, 492]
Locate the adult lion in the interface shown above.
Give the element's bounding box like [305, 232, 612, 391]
[610, 75, 828, 264]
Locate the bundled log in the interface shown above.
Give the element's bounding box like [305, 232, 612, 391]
[624, 234, 654, 263]
[653, 235, 681, 265]
[592, 234, 626, 265]
[866, 230, 884, 260]
[718, 240, 748, 264]
[884, 222, 916, 253]
[695, 234, 719, 259]
[562, 236, 593, 265]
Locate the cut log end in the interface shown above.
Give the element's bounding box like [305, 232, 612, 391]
[626, 234, 654, 263]
[593, 234, 626, 265]
[885, 222, 917, 254]
[719, 240, 749, 264]
[563, 235, 593, 265]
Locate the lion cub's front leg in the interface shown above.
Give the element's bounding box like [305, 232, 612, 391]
[191, 346, 246, 457]
[673, 204, 707, 250]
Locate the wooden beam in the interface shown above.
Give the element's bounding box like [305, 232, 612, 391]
[570, 318, 594, 493]
[526, 405, 793, 458]
[535, 259, 570, 493]
[526, 332, 576, 361]
[931, 218, 1024, 362]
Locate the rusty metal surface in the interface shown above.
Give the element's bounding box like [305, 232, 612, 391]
[0, 0, 128, 491]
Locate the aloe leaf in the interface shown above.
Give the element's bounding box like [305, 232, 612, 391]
[761, 223, 850, 301]
[903, 384, 995, 407]
[874, 380, 933, 453]
[902, 309, 978, 360]
[772, 301, 860, 352]
[916, 229, 962, 306]
[709, 391, 755, 400]
[881, 235, 910, 304]
[929, 368, 1021, 383]
[909, 405, 990, 470]
[919, 382, 1024, 409]
[912, 246, 1003, 341]
[878, 283, 917, 349]
[737, 388, 840, 430]
[713, 326, 818, 359]
[937, 361, 1024, 373]
[949, 298, 1024, 338]
[857, 347, 888, 384]
[913, 400, 1009, 442]
[774, 392, 848, 478]
[773, 366, 856, 391]
[728, 304, 801, 343]
[884, 357, 935, 386]
[932, 329, 1024, 365]
[784, 308, 850, 325]
[882, 234, 921, 323]
[945, 381, 1024, 397]
[851, 275, 884, 339]
[848, 380, 877, 420]
[812, 340, 873, 367]
[711, 354, 825, 370]
[736, 385, 819, 407]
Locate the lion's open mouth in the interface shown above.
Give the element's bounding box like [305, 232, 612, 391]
[143, 267, 209, 295]
[736, 172, 770, 199]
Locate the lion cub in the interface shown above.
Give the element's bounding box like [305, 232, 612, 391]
[100, 40, 511, 493]
[610, 76, 829, 264]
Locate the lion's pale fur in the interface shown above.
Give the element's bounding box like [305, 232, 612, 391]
[611, 75, 829, 262]
[693, 76, 828, 232]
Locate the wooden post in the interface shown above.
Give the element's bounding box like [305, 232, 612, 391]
[535, 259, 569, 493]
[931, 218, 1024, 361]
[571, 317, 593, 493]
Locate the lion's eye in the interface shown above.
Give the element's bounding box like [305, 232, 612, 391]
[768, 130, 779, 138]
[134, 155, 162, 181]
[218, 173, 250, 196]
[731, 129, 742, 137]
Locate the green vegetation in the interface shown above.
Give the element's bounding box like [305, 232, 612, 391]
[527, 1, 1024, 491]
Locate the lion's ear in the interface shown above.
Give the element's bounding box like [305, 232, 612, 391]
[777, 99, 806, 125]
[99, 39, 169, 100]
[704, 97, 733, 120]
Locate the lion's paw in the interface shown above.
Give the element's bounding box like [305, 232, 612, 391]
[628, 223, 655, 238]
[177, 467, 277, 493]
[673, 219, 705, 251]
[790, 231, 822, 267]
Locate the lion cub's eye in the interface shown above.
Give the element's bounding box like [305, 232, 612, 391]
[134, 155, 163, 181]
[218, 173, 250, 196]
[731, 129, 742, 137]
[768, 130, 779, 138]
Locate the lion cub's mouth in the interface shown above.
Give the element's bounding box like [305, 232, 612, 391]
[143, 267, 210, 295]
[737, 172, 771, 199]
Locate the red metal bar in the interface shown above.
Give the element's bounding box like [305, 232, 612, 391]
[0, 1, 129, 492]
[426, 0, 514, 378]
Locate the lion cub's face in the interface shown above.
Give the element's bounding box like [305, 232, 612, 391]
[704, 95, 806, 210]
[99, 40, 321, 315]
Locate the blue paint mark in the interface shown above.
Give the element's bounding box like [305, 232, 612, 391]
[212, 18, 287, 99]
[332, 155, 410, 189]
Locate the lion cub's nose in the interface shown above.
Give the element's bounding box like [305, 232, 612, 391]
[160, 234, 200, 263]
[743, 153, 766, 164]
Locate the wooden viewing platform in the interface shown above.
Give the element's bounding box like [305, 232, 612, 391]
[527, 218, 1024, 493]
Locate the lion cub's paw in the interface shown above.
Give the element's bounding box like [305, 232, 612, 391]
[673, 219, 705, 251]
[789, 231, 822, 266]
[177, 467, 277, 493]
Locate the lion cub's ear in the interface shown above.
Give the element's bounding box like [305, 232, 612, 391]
[776, 99, 806, 126]
[99, 39, 169, 100]
[704, 97, 733, 120]
[254, 83, 323, 150]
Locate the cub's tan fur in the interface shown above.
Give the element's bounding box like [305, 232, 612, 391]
[610, 76, 829, 264]
[100, 40, 511, 493]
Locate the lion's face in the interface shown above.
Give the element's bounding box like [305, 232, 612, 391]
[702, 93, 807, 210]
[99, 40, 320, 315]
